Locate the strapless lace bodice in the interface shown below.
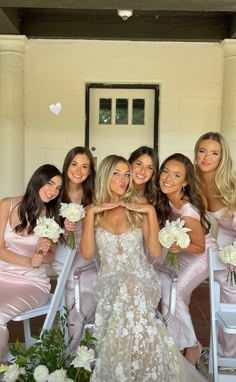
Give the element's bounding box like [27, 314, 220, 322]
[95, 227, 160, 284]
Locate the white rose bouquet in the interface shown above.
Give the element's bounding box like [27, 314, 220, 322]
[218, 243, 236, 286]
[1, 317, 96, 382]
[59, 203, 86, 249]
[34, 217, 64, 251]
[158, 218, 191, 268]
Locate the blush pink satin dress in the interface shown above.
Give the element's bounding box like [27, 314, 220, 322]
[52, 220, 98, 352]
[160, 202, 218, 351]
[209, 207, 236, 358]
[0, 220, 51, 363]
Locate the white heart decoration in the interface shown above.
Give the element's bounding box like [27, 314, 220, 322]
[49, 103, 62, 115]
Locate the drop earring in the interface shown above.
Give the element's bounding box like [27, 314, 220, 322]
[182, 185, 185, 192]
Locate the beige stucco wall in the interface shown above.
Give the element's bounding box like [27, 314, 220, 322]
[23, 39, 224, 187]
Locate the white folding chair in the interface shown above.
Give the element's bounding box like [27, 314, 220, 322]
[74, 262, 98, 337]
[208, 247, 236, 382]
[152, 261, 178, 326]
[10, 242, 77, 349]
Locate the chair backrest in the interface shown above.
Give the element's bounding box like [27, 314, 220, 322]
[209, 247, 225, 314]
[42, 242, 77, 331]
[74, 262, 98, 320]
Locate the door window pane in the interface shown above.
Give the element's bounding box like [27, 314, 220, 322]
[116, 99, 128, 125]
[132, 99, 145, 125]
[99, 98, 112, 124]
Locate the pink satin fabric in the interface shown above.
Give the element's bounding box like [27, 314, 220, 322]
[52, 220, 98, 352]
[0, 220, 50, 363]
[209, 208, 236, 358]
[160, 202, 218, 350]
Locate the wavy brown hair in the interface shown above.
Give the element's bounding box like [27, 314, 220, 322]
[15, 164, 62, 234]
[156, 153, 210, 233]
[128, 146, 159, 207]
[61, 146, 95, 207]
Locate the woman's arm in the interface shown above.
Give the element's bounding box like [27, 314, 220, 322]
[80, 205, 97, 259]
[0, 198, 34, 267]
[169, 216, 205, 255]
[141, 204, 162, 258]
[0, 198, 55, 267]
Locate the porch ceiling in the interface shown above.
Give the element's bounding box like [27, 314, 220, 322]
[0, 0, 236, 41]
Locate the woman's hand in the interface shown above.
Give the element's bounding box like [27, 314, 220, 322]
[88, 203, 121, 215]
[31, 252, 44, 268]
[64, 218, 77, 232]
[36, 238, 52, 255]
[169, 243, 182, 253]
[120, 202, 153, 214]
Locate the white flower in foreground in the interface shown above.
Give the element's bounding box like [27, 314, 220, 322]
[59, 203, 85, 222]
[0, 364, 8, 373]
[3, 364, 26, 382]
[34, 216, 64, 243]
[47, 369, 67, 382]
[33, 365, 49, 382]
[71, 345, 95, 372]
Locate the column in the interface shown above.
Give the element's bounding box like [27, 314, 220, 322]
[221, 39, 236, 166]
[0, 35, 27, 198]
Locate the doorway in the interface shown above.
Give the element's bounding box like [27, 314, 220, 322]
[85, 83, 159, 167]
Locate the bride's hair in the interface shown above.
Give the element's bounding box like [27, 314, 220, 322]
[194, 132, 236, 215]
[94, 155, 143, 228]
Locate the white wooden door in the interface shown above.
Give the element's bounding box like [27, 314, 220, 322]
[89, 87, 156, 167]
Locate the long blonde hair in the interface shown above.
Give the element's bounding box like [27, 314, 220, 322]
[194, 132, 236, 215]
[94, 155, 143, 227]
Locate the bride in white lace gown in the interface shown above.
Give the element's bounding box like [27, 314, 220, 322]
[80, 155, 206, 382]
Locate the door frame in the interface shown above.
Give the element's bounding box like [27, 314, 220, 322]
[85, 83, 160, 152]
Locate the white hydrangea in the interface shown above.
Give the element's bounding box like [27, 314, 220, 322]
[59, 203, 85, 222]
[3, 364, 26, 382]
[33, 365, 49, 382]
[47, 369, 67, 382]
[71, 345, 95, 372]
[219, 244, 236, 266]
[34, 216, 64, 243]
[158, 218, 191, 249]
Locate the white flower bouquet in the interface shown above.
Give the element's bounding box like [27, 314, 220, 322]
[218, 243, 236, 286]
[0, 316, 96, 382]
[158, 218, 191, 268]
[34, 217, 64, 247]
[59, 203, 86, 249]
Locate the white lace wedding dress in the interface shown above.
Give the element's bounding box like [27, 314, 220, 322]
[90, 227, 206, 382]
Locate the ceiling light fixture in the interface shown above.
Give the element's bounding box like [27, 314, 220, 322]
[117, 9, 133, 21]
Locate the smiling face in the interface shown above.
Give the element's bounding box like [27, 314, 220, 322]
[67, 154, 91, 185]
[131, 154, 154, 186]
[110, 161, 130, 198]
[159, 159, 187, 196]
[196, 139, 222, 174]
[39, 175, 62, 203]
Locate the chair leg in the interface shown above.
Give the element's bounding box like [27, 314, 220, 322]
[23, 319, 36, 349]
[208, 332, 213, 374]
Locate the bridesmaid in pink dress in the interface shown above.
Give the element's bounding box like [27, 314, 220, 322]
[0, 164, 62, 363]
[156, 153, 217, 366]
[128, 146, 159, 205]
[52, 146, 98, 352]
[194, 132, 236, 360]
